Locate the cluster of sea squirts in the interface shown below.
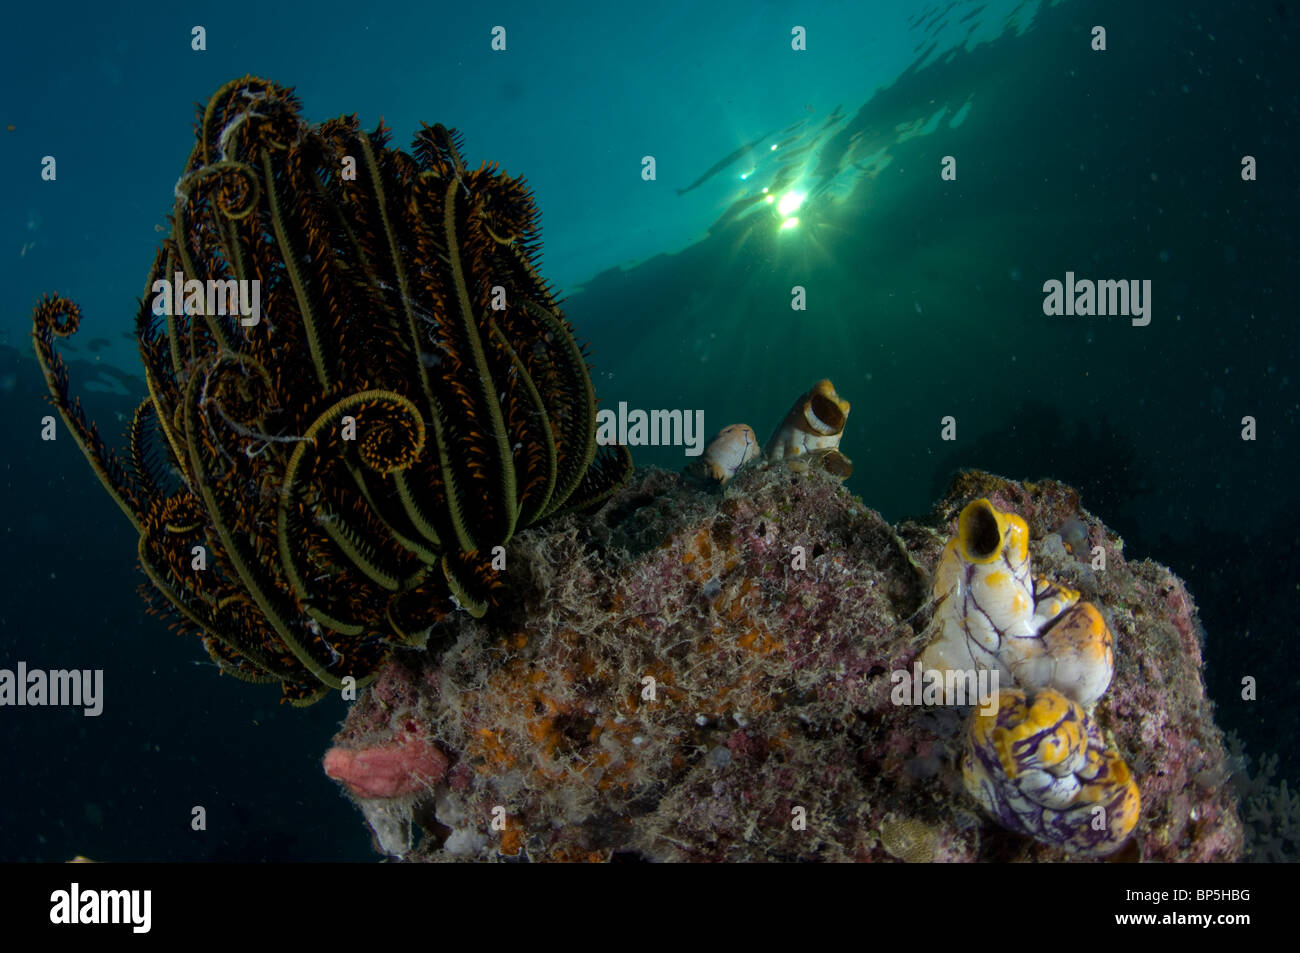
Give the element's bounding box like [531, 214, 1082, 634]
[688, 378, 854, 484]
[700, 384, 1142, 857]
[919, 497, 1141, 856]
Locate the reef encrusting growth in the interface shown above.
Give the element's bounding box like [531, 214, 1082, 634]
[324, 467, 1241, 861]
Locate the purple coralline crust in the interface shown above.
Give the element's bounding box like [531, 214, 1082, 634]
[324, 466, 1242, 862]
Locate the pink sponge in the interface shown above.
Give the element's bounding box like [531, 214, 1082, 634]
[323, 734, 449, 799]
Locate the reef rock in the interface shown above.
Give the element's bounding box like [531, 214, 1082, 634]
[323, 467, 1242, 862]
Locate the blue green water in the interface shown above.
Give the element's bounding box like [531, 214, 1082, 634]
[1, 0, 1296, 860]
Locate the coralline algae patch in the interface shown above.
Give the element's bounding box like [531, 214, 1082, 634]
[323, 467, 1241, 862]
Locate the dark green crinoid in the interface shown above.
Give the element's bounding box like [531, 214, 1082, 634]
[32, 76, 631, 705]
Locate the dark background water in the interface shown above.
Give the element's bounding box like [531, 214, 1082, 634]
[2, 0, 1296, 860]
